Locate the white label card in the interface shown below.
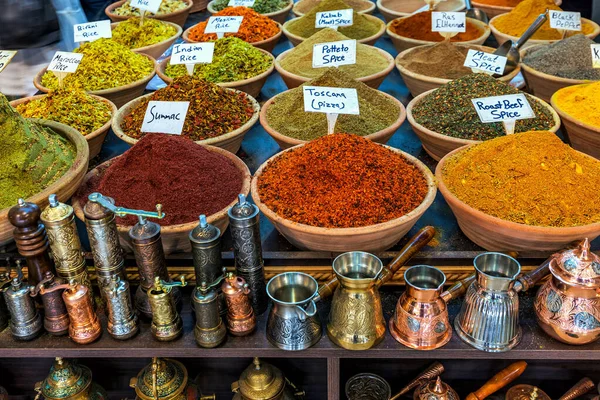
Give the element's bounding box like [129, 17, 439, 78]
[591, 44, 600, 68]
[171, 43, 215, 64]
[130, 0, 162, 14]
[205, 16, 244, 35]
[141, 101, 190, 135]
[303, 86, 359, 114]
[471, 94, 534, 123]
[315, 9, 354, 29]
[74, 20, 112, 42]
[48, 51, 83, 73]
[431, 12, 466, 32]
[228, 0, 255, 6]
[312, 40, 356, 68]
[549, 10, 581, 31]
[0, 51, 17, 73]
[463, 49, 507, 75]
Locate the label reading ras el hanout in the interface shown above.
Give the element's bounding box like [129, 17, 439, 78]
[315, 9, 353, 28]
[471, 94, 534, 123]
[431, 12, 466, 32]
[303, 86, 359, 115]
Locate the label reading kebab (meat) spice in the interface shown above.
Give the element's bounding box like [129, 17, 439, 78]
[549, 10, 581, 31]
[431, 12, 466, 33]
[0, 51, 17, 73]
[315, 9, 353, 30]
[303, 86, 359, 134]
[141, 101, 190, 135]
[463, 49, 507, 75]
[471, 93, 534, 134]
[73, 20, 112, 43]
[130, 0, 162, 13]
[312, 39, 356, 68]
[229, 0, 256, 7]
[205, 16, 244, 38]
[592, 44, 600, 68]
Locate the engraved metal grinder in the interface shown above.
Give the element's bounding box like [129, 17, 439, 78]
[193, 272, 227, 348]
[100, 275, 138, 340]
[30, 271, 70, 336]
[148, 276, 187, 341]
[189, 214, 226, 317]
[41, 194, 94, 305]
[0, 266, 10, 332]
[228, 194, 267, 315]
[222, 272, 256, 336]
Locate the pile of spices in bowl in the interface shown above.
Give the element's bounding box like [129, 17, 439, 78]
[442, 130, 600, 227]
[112, 0, 188, 16]
[0, 94, 75, 209]
[266, 68, 399, 140]
[212, 0, 289, 14]
[111, 18, 178, 49]
[411, 73, 555, 140]
[553, 82, 600, 128]
[40, 38, 154, 91]
[279, 28, 390, 79]
[389, 11, 482, 42]
[14, 89, 112, 136]
[165, 37, 272, 82]
[523, 35, 600, 80]
[492, 0, 595, 40]
[295, 0, 371, 14]
[121, 75, 255, 141]
[257, 133, 428, 228]
[473, 0, 521, 6]
[78, 133, 243, 226]
[286, 0, 381, 39]
[187, 7, 280, 43]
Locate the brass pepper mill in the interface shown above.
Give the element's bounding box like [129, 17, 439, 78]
[1, 260, 43, 340]
[148, 276, 187, 341]
[30, 271, 70, 336]
[100, 275, 139, 340]
[189, 214, 226, 317]
[40, 194, 94, 305]
[9, 198, 57, 286]
[223, 272, 256, 336]
[193, 272, 227, 348]
[34, 357, 108, 400]
[232, 357, 305, 400]
[228, 194, 267, 315]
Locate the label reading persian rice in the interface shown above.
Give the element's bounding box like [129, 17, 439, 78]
[130, 0, 162, 14]
[463, 49, 507, 75]
[315, 9, 353, 29]
[431, 12, 466, 32]
[205, 16, 244, 36]
[0, 51, 17, 73]
[229, 0, 256, 6]
[48, 51, 83, 73]
[549, 11, 581, 31]
[171, 43, 215, 64]
[312, 40, 356, 68]
[73, 20, 112, 42]
[592, 44, 600, 68]
[141, 101, 190, 135]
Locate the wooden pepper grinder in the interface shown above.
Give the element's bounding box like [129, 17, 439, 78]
[8, 198, 56, 286]
[465, 361, 528, 400]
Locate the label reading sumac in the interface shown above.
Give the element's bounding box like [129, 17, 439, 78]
[141, 101, 190, 135]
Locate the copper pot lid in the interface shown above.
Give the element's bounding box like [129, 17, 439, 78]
[40, 358, 92, 400]
[414, 377, 459, 400]
[134, 358, 188, 400]
[505, 384, 551, 400]
[550, 239, 600, 288]
[238, 358, 285, 400]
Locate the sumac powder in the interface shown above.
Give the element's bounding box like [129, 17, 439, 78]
[80, 133, 243, 226]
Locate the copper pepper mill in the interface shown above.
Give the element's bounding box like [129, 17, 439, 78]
[193, 272, 227, 348]
[223, 272, 256, 336]
[148, 276, 187, 341]
[30, 271, 70, 336]
[34, 357, 108, 400]
[100, 275, 139, 340]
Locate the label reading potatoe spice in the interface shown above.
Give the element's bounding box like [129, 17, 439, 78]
[431, 12, 466, 32]
[130, 0, 163, 14]
[463, 49, 507, 75]
[0, 50, 17, 73]
[205, 16, 244, 38]
[315, 9, 353, 30]
[141, 101, 190, 135]
[73, 20, 112, 43]
[592, 44, 600, 68]
[549, 10, 581, 31]
[312, 40, 356, 68]
[303, 86, 359, 134]
[48, 51, 84, 73]
[471, 94, 534, 135]
[229, 0, 256, 7]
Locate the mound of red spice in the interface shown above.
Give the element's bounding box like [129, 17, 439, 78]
[257, 134, 429, 228]
[81, 133, 243, 226]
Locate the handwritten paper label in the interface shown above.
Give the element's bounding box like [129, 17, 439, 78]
[0, 51, 17, 73]
[74, 20, 112, 42]
[472, 94, 534, 135]
[303, 86, 359, 114]
[205, 16, 244, 37]
[312, 40, 356, 68]
[549, 10, 581, 31]
[130, 0, 162, 14]
[229, 0, 256, 6]
[141, 101, 190, 135]
[48, 51, 83, 73]
[463, 49, 507, 75]
[315, 9, 353, 29]
[592, 44, 600, 68]
[171, 43, 215, 64]
[431, 12, 466, 32]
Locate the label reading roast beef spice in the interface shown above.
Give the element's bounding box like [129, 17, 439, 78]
[471, 93, 534, 134]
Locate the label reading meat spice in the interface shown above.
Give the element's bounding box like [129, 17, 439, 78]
[471, 94, 534, 135]
[431, 12, 466, 32]
[312, 40, 356, 68]
[229, 0, 256, 6]
[463, 49, 507, 75]
[141, 101, 190, 135]
[130, 0, 162, 14]
[0, 51, 17, 73]
[73, 20, 112, 43]
[205, 16, 244, 38]
[592, 44, 600, 68]
[303, 86, 359, 134]
[48, 51, 84, 73]
[549, 11, 581, 31]
[315, 9, 353, 30]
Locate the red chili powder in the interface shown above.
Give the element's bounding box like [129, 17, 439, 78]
[81, 133, 243, 226]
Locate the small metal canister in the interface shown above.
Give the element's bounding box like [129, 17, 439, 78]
[1, 263, 43, 340]
[101, 275, 138, 340]
[40, 195, 94, 305]
[232, 358, 305, 400]
[31, 272, 70, 336]
[193, 274, 227, 348]
[222, 273, 256, 336]
[228, 194, 267, 315]
[34, 357, 108, 400]
[0, 268, 10, 332]
[148, 276, 186, 341]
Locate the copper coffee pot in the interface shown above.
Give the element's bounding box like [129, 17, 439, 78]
[223, 272, 256, 336]
[231, 357, 305, 400]
[30, 271, 70, 336]
[34, 357, 108, 400]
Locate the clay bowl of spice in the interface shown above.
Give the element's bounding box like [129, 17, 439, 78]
[183, 23, 283, 53]
[395, 43, 521, 97]
[470, 0, 561, 19]
[376, 0, 465, 22]
[72, 134, 251, 254]
[105, 0, 193, 28]
[293, 0, 375, 17]
[552, 82, 600, 160]
[190, 0, 209, 12]
[436, 131, 600, 251]
[207, 0, 294, 25]
[110, 20, 182, 60]
[251, 134, 437, 252]
[10, 93, 116, 159]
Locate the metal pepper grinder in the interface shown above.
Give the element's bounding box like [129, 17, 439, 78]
[1, 260, 43, 340]
[228, 194, 267, 315]
[129, 214, 181, 319]
[148, 276, 187, 341]
[8, 198, 56, 286]
[189, 214, 226, 317]
[193, 272, 227, 348]
[100, 275, 139, 340]
[40, 194, 94, 306]
[0, 266, 10, 332]
[222, 272, 256, 336]
[30, 271, 69, 336]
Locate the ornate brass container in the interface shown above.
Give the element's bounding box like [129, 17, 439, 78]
[31, 272, 70, 336]
[193, 274, 227, 348]
[222, 273, 256, 336]
[148, 276, 187, 341]
[413, 378, 458, 400]
[101, 275, 138, 340]
[34, 357, 108, 400]
[232, 358, 304, 400]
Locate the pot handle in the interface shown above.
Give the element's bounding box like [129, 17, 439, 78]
[559, 377, 595, 400]
[465, 361, 527, 400]
[440, 273, 476, 303]
[296, 300, 317, 321]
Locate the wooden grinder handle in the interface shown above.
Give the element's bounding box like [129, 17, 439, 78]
[441, 273, 476, 303]
[558, 377, 595, 400]
[465, 361, 528, 400]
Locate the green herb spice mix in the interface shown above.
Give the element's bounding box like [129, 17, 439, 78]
[113, 0, 188, 16]
[212, 0, 289, 14]
[111, 18, 178, 49]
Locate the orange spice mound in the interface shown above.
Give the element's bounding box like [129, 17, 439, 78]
[389, 11, 482, 42]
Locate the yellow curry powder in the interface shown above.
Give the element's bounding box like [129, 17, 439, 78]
[442, 131, 600, 227]
[553, 82, 600, 128]
[492, 0, 594, 40]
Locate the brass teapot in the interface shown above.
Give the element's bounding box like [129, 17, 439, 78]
[232, 358, 305, 400]
[34, 358, 107, 400]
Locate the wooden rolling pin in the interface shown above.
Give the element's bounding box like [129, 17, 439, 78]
[465, 361, 528, 400]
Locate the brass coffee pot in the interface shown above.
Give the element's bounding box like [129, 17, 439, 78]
[232, 357, 305, 400]
[34, 357, 107, 400]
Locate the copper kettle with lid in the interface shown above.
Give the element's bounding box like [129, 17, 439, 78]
[232, 357, 304, 400]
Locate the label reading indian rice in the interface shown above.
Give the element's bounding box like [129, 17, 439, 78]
[141, 101, 190, 135]
[431, 12, 466, 32]
[171, 43, 215, 64]
[313, 40, 356, 68]
[74, 20, 112, 43]
[549, 10, 581, 31]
